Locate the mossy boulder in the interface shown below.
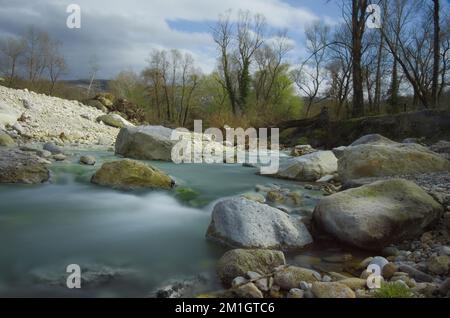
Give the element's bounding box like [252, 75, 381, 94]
[338, 142, 450, 183]
[217, 249, 286, 287]
[0, 131, 15, 147]
[313, 179, 443, 250]
[175, 187, 200, 202]
[91, 159, 174, 190]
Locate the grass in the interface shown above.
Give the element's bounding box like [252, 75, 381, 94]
[374, 282, 415, 298]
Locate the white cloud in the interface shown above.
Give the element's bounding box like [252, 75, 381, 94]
[0, 0, 337, 78]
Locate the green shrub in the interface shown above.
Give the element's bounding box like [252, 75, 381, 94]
[374, 282, 414, 298]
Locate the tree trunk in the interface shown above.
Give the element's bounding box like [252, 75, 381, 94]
[431, 0, 440, 108]
[351, 0, 367, 118]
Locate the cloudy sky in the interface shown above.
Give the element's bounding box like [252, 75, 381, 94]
[0, 0, 344, 79]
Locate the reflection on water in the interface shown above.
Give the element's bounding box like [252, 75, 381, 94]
[0, 149, 325, 297]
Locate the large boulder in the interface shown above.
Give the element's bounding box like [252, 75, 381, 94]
[349, 134, 398, 146]
[0, 101, 21, 129]
[91, 159, 174, 190]
[275, 151, 338, 182]
[97, 114, 134, 129]
[115, 126, 176, 161]
[217, 249, 286, 286]
[115, 125, 231, 162]
[313, 179, 443, 250]
[206, 197, 313, 250]
[0, 148, 50, 184]
[338, 142, 450, 183]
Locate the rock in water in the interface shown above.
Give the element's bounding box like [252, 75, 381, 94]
[217, 249, 286, 286]
[43, 142, 63, 155]
[275, 151, 338, 182]
[79, 155, 96, 166]
[338, 141, 450, 183]
[206, 197, 313, 250]
[0, 148, 50, 184]
[0, 131, 15, 147]
[91, 159, 174, 190]
[115, 126, 176, 161]
[313, 179, 443, 250]
[96, 114, 134, 129]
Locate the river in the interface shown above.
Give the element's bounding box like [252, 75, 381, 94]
[0, 148, 364, 297]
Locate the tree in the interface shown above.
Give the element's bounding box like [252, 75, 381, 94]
[87, 55, 100, 97]
[47, 40, 67, 93]
[431, 0, 440, 107]
[381, 0, 436, 108]
[253, 30, 293, 111]
[328, 24, 353, 119]
[292, 22, 330, 118]
[23, 27, 51, 83]
[350, 0, 368, 118]
[213, 11, 266, 116]
[0, 37, 26, 85]
[143, 49, 201, 125]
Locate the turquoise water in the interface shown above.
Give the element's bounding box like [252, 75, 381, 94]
[0, 148, 326, 297]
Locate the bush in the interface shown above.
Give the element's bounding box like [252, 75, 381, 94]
[374, 282, 414, 298]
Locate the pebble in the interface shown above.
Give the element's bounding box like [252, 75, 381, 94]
[52, 154, 66, 161]
[79, 155, 96, 166]
[322, 275, 332, 283]
[299, 281, 311, 291]
[231, 276, 247, 287]
[398, 265, 433, 283]
[287, 288, 304, 298]
[369, 256, 389, 271]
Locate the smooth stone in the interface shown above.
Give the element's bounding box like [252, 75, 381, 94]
[398, 265, 433, 283]
[206, 197, 313, 250]
[80, 155, 96, 166]
[216, 249, 285, 287]
[287, 288, 305, 298]
[273, 266, 320, 290]
[311, 282, 356, 298]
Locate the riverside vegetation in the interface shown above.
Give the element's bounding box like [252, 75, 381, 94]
[0, 85, 449, 298]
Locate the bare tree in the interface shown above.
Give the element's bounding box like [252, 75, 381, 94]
[143, 49, 201, 125]
[213, 10, 266, 116]
[254, 30, 293, 110]
[381, 0, 436, 108]
[87, 55, 100, 97]
[23, 27, 51, 83]
[47, 41, 67, 93]
[293, 21, 330, 118]
[0, 37, 26, 85]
